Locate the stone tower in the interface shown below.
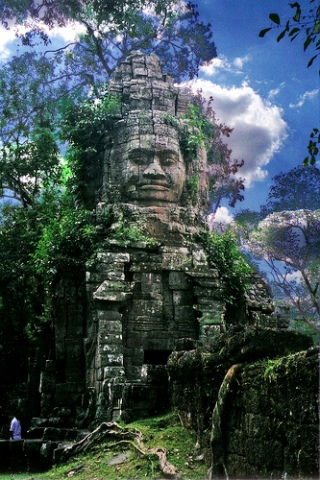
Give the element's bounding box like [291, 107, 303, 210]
[38, 52, 274, 425]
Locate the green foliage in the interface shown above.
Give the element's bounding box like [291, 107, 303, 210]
[200, 229, 253, 304]
[180, 104, 215, 158]
[247, 210, 320, 333]
[304, 127, 320, 166]
[259, 1, 319, 166]
[0, 0, 216, 84]
[33, 199, 97, 279]
[164, 100, 245, 211]
[0, 203, 45, 384]
[59, 92, 121, 199]
[260, 2, 320, 69]
[266, 165, 320, 212]
[263, 358, 281, 382]
[32, 412, 207, 480]
[187, 174, 199, 205]
[102, 214, 159, 248]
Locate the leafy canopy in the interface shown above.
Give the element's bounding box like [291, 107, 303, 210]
[247, 210, 320, 333]
[259, 1, 319, 165]
[0, 0, 217, 84]
[175, 93, 245, 212]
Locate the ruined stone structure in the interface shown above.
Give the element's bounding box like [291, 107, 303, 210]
[168, 329, 319, 478]
[37, 51, 275, 426]
[1, 52, 317, 478]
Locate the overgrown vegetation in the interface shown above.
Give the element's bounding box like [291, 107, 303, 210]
[165, 99, 245, 213]
[235, 166, 320, 335]
[1, 412, 208, 480]
[102, 214, 160, 248]
[200, 229, 253, 304]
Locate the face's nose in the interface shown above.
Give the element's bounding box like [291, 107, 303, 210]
[143, 156, 166, 179]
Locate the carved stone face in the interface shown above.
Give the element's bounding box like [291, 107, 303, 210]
[110, 122, 187, 206]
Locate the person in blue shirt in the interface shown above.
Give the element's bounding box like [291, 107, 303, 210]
[9, 414, 21, 440]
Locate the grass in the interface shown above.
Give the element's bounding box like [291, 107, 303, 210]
[0, 412, 208, 480]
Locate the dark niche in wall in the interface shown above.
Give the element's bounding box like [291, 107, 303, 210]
[143, 350, 172, 365]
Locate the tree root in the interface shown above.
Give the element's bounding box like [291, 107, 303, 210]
[149, 447, 179, 478]
[208, 363, 243, 480]
[57, 421, 179, 478]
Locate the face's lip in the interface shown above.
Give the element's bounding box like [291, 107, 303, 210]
[139, 184, 170, 191]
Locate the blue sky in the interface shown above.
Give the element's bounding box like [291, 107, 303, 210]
[194, 0, 319, 219]
[0, 0, 318, 219]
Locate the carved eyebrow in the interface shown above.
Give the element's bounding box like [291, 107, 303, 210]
[128, 148, 150, 156]
[128, 148, 179, 158]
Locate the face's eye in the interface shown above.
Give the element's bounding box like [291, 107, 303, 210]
[161, 152, 179, 166]
[129, 150, 149, 165]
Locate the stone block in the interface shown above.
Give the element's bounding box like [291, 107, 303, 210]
[97, 252, 130, 264]
[131, 316, 165, 332]
[123, 347, 144, 365]
[98, 320, 122, 336]
[198, 311, 223, 325]
[125, 366, 145, 381]
[194, 286, 223, 299]
[98, 332, 123, 345]
[173, 290, 193, 306]
[39, 371, 56, 393]
[101, 342, 123, 354]
[187, 265, 219, 278]
[168, 271, 190, 289]
[97, 309, 123, 320]
[99, 353, 123, 367]
[23, 438, 44, 454]
[55, 382, 85, 407]
[162, 288, 173, 305]
[161, 248, 192, 270]
[174, 305, 195, 323]
[94, 290, 131, 302]
[131, 299, 163, 317]
[103, 366, 125, 379]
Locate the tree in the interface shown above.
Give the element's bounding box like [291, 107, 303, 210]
[0, 0, 216, 84]
[266, 165, 320, 212]
[235, 166, 320, 333]
[190, 92, 245, 213]
[235, 165, 320, 232]
[247, 210, 320, 333]
[259, 1, 320, 165]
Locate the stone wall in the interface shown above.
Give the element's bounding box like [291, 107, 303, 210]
[84, 241, 225, 422]
[167, 327, 319, 478]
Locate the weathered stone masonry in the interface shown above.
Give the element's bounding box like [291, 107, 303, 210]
[37, 51, 277, 425]
[6, 52, 316, 478]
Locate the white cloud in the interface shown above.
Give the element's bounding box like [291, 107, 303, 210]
[267, 82, 285, 101]
[233, 55, 250, 69]
[0, 21, 84, 60]
[268, 88, 280, 99]
[0, 26, 22, 60]
[207, 207, 234, 232]
[185, 78, 288, 187]
[285, 270, 303, 284]
[289, 89, 319, 109]
[200, 54, 251, 77]
[200, 55, 231, 76]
